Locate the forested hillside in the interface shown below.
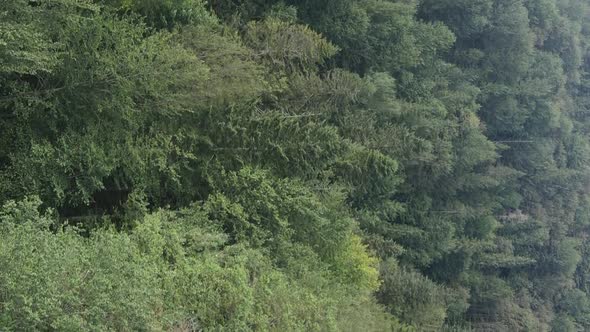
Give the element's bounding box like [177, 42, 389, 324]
[2, 0, 590, 330]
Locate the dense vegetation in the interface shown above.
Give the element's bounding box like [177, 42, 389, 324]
[2, 0, 590, 330]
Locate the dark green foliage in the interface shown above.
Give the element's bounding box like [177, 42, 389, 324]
[101, 0, 218, 29]
[2, 0, 590, 330]
[377, 259, 452, 329]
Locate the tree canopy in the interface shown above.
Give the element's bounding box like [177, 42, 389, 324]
[2, 0, 590, 330]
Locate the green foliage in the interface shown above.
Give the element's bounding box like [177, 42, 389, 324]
[377, 259, 452, 330]
[0, 198, 395, 331]
[3, 0, 590, 330]
[102, 0, 217, 29]
[243, 17, 339, 75]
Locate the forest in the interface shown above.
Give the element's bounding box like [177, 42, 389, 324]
[2, 0, 590, 330]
